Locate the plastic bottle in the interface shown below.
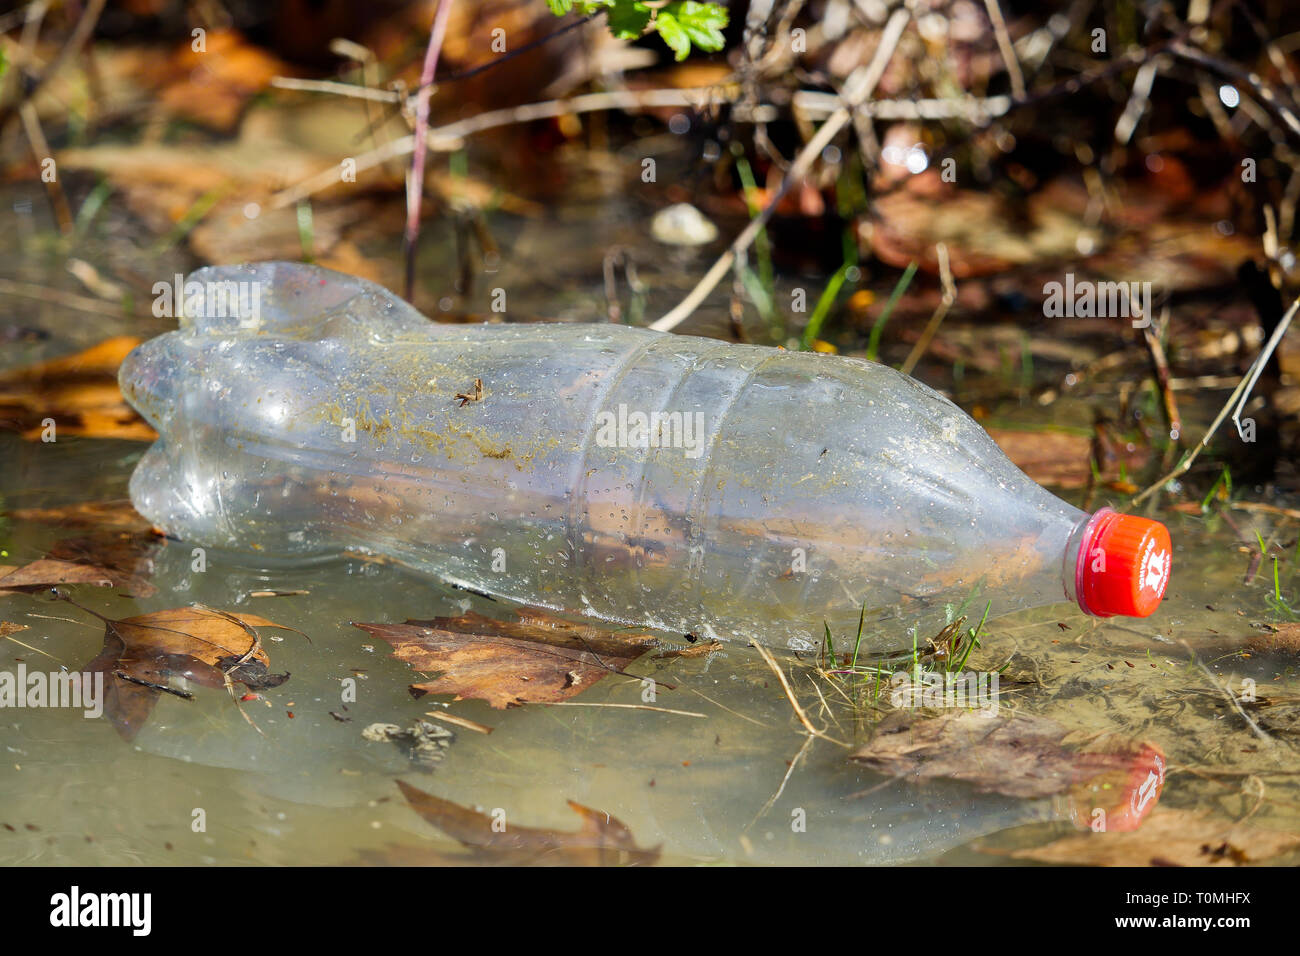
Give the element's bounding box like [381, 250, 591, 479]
[120, 262, 1172, 651]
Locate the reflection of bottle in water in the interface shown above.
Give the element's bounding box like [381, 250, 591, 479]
[121, 262, 1172, 651]
[696, 740, 1167, 865]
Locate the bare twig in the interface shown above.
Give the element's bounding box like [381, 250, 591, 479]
[1184, 643, 1273, 745]
[269, 76, 401, 104]
[423, 710, 494, 734]
[983, 0, 1026, 99]
[900, 243, 956, 376]
[750, 641, 848, 747]
[20, 101, 70, 233]
[1114, 58, 1160, 144]
[744, 735, 814, 832]
[404, 0, 455, 301]
[1131, 296, 1298, 506]
[546, 701, 707, 718]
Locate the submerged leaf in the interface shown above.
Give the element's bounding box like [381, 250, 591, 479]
[355, 608, 658, 709]
[80, 605, 296, 740]
[0, 559, 114, 595]
[391, 779, 660, 866]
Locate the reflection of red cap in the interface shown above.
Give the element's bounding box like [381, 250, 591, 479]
[1067, 743, 1166, 833]
[1076, 509, 1172, 618]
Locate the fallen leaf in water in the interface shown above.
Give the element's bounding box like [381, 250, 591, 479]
[851, 710, 1166, 831]
[80, 605, 296, 740]
[354, 608, 658, 709]
[385, 779, 659, 866]
[0, 337, 153, 441]
[5, 500, 154, 533]
[45, 531, 164, 598]
[996, 808, 1300, 866]
[0, 559, 114, 595]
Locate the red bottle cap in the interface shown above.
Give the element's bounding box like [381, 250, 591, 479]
[1075, 509, 1172, 618]
[1067, 743, 1166, 833]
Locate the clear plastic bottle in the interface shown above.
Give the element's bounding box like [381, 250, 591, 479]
[121, 262, 1172, 651]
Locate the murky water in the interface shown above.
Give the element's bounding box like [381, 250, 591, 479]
[4, 149, 1300, 866]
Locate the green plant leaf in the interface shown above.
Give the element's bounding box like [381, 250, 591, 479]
[607, 1, 652, 39]
[669, 1, 728, 51]
[548, 0, 728, 60]
[655, 11, 692, 61]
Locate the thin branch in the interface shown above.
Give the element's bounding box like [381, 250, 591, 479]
[269, 76, 400, 104]
[405, 0, 455, 301]
[1131, 296, 1299, 505]
[900, 242, 956, 376]
[983, 0, 1026, 99]
[750, 641, 848, 747]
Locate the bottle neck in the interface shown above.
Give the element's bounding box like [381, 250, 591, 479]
[1061, 507, 1113, 612]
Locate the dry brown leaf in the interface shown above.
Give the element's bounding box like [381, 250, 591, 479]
[6, 500, 154, 533]
[45, 531, 164, 598]
[0, 337, 153, 441]
[355, 608, 658, 709]
[80, 606, 296, 740]
[997, 808, 1300, 866]
[390, 779, 659, 866]
[0, 559, 114, 595]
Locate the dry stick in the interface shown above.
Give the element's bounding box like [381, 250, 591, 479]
[650, 7, 911, 334]
[1142, 305, 1183, 442]
[270, 76, 401, 104]
[983, 0, 1026, 99]
[744, 734, 814, 832]
[545, 701, 707, 718]
[423, 710, 494, 734]
[20, 102, 70, 233]
[404, 0, 455, 302]
[1184, 645, 1273, 745]
[899, 242, 955, 376]
[1130, 297, 1300, 506]
[750, 641, 848, 747]
[1114, 57, 1160, 145]
[0, 630, 65, 667]
[685, 687, 772, 728]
